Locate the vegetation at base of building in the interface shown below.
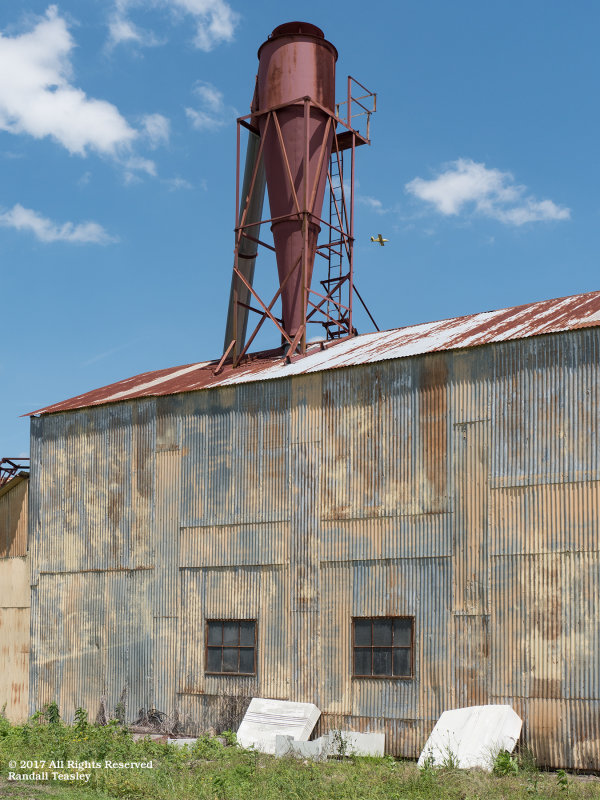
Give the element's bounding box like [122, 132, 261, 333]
[0, 709, 599, 800]
[492, 748, 520, 776]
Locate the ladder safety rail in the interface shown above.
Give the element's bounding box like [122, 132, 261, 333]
[335, 76, 377, 142]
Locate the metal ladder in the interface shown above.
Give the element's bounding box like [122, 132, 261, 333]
[321, 150, 348, 339]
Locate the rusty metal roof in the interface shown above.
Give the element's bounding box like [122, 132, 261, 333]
[29, 289, 600, 416]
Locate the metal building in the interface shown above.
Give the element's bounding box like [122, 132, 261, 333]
[26, 289, 600, 769]
[0, 463, 30, 722]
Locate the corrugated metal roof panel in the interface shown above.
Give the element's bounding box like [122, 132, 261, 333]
[29, 289, 600, 415]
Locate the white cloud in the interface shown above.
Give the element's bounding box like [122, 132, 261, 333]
[108, 13, 161, 48]
[358, 195, 386, 214]
[164, 176, 193, 190]
[185, 80, 235, 131]
[185, 107, 221, 131]
[406, 159, 570, 226]
[193, 82, 222, 111]
[0, 203, 117, 244]
[0, 6, 137, 157]
[141, 113, 170, 148]
[124, 155, 156, 176]
[109, 0, 239, 51]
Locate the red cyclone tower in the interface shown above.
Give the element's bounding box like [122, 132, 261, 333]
[257, 22, 337, 341]
[223, 21, 376, 368]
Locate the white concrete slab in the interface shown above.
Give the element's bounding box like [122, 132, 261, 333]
[275, 730, 385, 760]
[418, 704, 522, 771]
[275, 735, 327, 761]
[237, 698, 321, 754]
[325, 730, 385, 757]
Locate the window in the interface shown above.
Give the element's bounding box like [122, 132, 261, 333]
[205, 620, 256, 675]
[352, 617, 414, 678]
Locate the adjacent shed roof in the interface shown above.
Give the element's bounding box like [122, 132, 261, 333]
[29, 289, 600, 416]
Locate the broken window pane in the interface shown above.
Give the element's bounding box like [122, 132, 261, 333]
[373, 647, 392, 675]
[222, 648, 238, 672]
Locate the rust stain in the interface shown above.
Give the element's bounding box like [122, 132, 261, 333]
[531, 678, 563, 699]
[419, 356, 448, 506]
[530, 561, 562, 640]
[11, 681, 23, 705]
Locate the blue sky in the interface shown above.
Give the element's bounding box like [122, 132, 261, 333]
[0, 0, 597, 456]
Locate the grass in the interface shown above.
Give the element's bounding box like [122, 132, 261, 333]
[0, 710, 599, 800]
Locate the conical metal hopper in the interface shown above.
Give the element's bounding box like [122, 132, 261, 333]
[256, 22, 338, 341]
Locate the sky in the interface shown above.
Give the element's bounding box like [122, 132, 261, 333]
[0, 0, 598, 456]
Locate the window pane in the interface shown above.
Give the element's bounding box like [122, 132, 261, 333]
[222, 648, 238, 672]
[353, 648, 371, 676]
[239, 621, 255, 646]
[207, 622, 222, 646]
[239, 648, 255, 674]
[393, 618, 412, 647]
[354, 619, 372, 646]
[223, 622, 239, 645]
[393, 648, 411, 677]
[373, 648, 392, 675]
[206, 647, 222, 672]
[373, 619, 392, 646]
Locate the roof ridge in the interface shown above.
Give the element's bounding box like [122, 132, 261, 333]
[28, 288, 600, 416]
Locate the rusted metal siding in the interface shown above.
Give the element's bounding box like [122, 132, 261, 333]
[29, 402, 156, 723]
[30, 403, 155, 581]
[486, 329, 600, 768]
[0, 477, 28, 557]
[491, 330, 600, 485]
[179, 566, 290, 708]
[321, 358, 451, 520]
[318, 557, 451, 757]
[28, 326, 600, 767]
[0, 478, 30, 722]
[31, 570, 153, 721]
[179, 383, 290, 528]
[0, 556, 30, 722]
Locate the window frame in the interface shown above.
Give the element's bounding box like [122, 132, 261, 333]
[204, 619, 257, 677]
[351, 616, 414, 680]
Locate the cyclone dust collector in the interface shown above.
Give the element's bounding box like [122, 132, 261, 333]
[223, 22, 376, 367]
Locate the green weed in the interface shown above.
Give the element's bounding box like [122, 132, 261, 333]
[221, 729, 238, 747]
[44, 701, 61, 725]
[74, 707, 88, 732]
[557, 768, 571, 795]
[493, 749, 519, 776]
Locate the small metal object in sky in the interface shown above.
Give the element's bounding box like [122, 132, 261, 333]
[370, 234, 388, 246]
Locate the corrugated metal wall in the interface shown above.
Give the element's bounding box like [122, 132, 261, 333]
[29, 402, 156, 723]
[0, 478, 30, 721]
[28, 327, 600, 767]
[0, 476, 28, 557]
